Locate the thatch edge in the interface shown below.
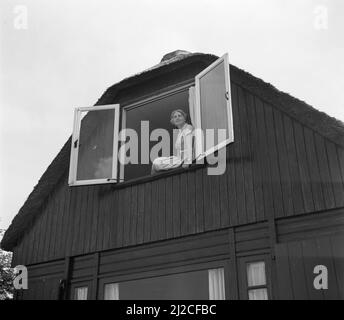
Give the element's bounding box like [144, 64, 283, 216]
[230, 65, 344, 147]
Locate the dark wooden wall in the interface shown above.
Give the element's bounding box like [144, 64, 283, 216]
[15, 209, 344, 300]
[275, 233, 344, 300]
[17, 260, 65, 300]
[11, 71, 344, 268]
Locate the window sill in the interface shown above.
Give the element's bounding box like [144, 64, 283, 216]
[111, 141, 234, 190]
[70, 152, 232, 189]
[111, 163, 207, 190]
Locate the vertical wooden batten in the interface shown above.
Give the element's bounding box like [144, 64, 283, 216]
[91, 252, 100, 300]
[62, 256, 71, 300]
[228, 228, 239, 300]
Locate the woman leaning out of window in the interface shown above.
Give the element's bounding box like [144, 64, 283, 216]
[151, 109, 194, 174]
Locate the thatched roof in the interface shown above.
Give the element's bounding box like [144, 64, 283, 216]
[1, 51, 344, 252]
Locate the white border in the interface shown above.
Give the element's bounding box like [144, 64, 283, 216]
[68, 104, 120, 186]
[194, 53, 234, 160]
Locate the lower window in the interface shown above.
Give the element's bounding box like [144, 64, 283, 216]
[103, 268, 225, 300]
[246, 261, 268, 300]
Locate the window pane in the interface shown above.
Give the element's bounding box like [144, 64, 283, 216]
[208, 268, 225, 300]
[118, 269, 209, 300]
[74, 287, 88, 300]
[104, 283, 119, 300]
[247, 261, 266, 287]
[124, 90, 189, 180]
[77, 109, 115, 181]
[199, 60, 229, 152]
[248, 288, 268, 300]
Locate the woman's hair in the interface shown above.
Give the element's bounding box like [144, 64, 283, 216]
[170, 109, 188, 125]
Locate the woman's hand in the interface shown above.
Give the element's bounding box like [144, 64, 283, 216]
[182, 163, 190, 169]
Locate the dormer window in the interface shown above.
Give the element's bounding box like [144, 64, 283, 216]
[120, 85, 191, 181]
[68, 53, 233, 186]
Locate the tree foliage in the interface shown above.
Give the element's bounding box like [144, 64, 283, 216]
[0, 229, 15, 300]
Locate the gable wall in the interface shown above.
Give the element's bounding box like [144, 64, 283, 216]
[11, 68, 344, 266]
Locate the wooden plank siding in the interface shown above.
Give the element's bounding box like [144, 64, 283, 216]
[14, 209, 344, 300]
[17, 260, 65, 300]
[12, 80, 344, 267]
[275, 233, 344, 300]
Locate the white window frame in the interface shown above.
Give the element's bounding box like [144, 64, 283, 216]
[68, 104, 120, 186]
[194, 53, 234, 160]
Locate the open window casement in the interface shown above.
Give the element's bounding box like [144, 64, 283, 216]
[194, 53, 234, 160]
[68, 104, 120, 186]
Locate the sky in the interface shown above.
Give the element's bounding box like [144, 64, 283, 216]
[0, 0, 343, 230]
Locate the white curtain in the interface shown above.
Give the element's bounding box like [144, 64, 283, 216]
[248, 288, 268, 300]
[75, 287, 88, 300]
[104, 283, 119, 300]
[188, 86, 196, 126]
[208, 268, 225, 300]
[246, 262, 266, 287]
